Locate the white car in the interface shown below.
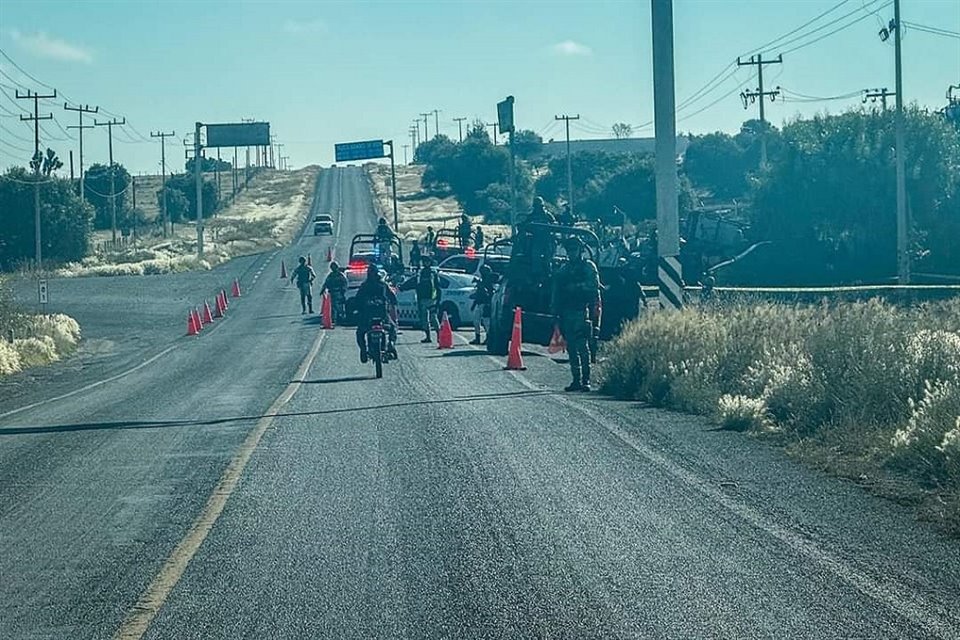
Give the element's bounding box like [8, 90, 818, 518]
[437, 252, 510, 277]
[313, 213, 334, 235]
[395, 271, 477, 329]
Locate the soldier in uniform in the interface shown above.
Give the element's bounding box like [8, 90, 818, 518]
[552, 237, 601, 392]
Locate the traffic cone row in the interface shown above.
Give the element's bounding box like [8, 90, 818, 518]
[185, 284, 239, 336]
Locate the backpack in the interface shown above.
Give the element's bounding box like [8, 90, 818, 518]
[417, 268, 437, 300]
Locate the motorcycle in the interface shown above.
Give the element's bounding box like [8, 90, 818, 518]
[366, 317, 388, 378]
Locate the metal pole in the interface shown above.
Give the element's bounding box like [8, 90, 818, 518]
[508, 131, 517, 228]
[195, 121, 204, 257]
[652, 0, 682, 310]
[387, 140, 399, 229]
[893, 0, 909, 283]
[757, 54, 768, 166]
[566, 118, 573, 215]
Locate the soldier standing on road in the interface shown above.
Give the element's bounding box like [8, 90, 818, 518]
[423, 226, 436, 258]
[470, 264, 496, 345]
[400, 257, 442, 343]
[458, 214, 473, 249]
[474, 226, 485, 250]
[552, 237, 601, 392]
[290, 256, 317, 314]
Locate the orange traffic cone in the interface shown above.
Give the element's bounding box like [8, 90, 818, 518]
[321, 292, 333, 329]
[213, 294, 224, 319]
[280, 260, 287, 279]
[220, 289, 229, 309]
[437, 312, 454, 349]
[326, 246, 333, 262]
[548, 325, 566, 354]
[203, 301, 214, 324]
[193, 307, 204, 329]
[504, 307, 526, 370]
[232, 278, 241, 298]
[307, 253, 312, 266]
[187, 311, 199, 336]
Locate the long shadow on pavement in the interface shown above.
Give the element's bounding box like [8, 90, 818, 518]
[0, 389, 556, 437]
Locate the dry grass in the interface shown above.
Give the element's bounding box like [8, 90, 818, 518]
[365, 163, 511, 242]
[0, 311, 81, 377]
[600, 299, 960, 532]
[60, 167, 320, 277]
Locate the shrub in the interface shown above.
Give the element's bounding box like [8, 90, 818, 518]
[0, 341, 21, 375]
[717, 394, 770, 432]
[14, 336, 58, 368]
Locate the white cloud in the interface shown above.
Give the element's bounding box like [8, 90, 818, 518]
[283, 19, 327, 35]
[9, 30, 93, 64]
[551, 40, 593, 56]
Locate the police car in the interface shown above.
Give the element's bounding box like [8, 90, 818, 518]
[395, 271, 477, 329]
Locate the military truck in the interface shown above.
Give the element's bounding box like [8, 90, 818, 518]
[486, 223, 603, 355]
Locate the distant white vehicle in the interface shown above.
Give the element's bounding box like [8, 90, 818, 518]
[313, 213, 334, 235]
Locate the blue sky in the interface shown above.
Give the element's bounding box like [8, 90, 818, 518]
[1, 0, 957, 174]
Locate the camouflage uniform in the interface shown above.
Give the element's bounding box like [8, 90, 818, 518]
[552, 241, 601, 391]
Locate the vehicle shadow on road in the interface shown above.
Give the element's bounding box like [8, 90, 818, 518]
[297, 375, 371, 384]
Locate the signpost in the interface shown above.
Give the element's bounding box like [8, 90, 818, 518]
[206, 122, 270, 148]
[38, 278, 48, 313]
[497, 96, 518, 227]
[333, 139, 399, 228]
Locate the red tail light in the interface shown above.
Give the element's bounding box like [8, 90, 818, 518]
[437, 238, 449, 247]
[465, 247, 476, 258]
[348, 260, 367, 271]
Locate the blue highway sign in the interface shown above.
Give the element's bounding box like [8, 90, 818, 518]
[334, 139, 385, 162]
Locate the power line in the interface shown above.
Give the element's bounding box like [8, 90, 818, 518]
[902, 21, 960, 39]
[780, 1, 893, 55]
[743, 0, 856, 57]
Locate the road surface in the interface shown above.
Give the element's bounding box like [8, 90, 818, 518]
[1, 167, 958, 640]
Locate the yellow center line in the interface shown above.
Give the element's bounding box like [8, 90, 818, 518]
[113, 329, 327, 640]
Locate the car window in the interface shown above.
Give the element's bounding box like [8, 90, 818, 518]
[438, 276, 451, 289]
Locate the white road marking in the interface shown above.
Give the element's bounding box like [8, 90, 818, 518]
[448, 333, 959, 638]
[113, 329, 328, 640]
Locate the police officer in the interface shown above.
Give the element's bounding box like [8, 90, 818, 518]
[474, 225, 485, 250]
[470, 264, 496, 345]
[458, 214, 473, 249]
[527, 196, 557, 225]
[409, 240, 422, 270]
[400, 257, 442, 343]
[552, 237, 601, 391]
[290, 256, 316, 314]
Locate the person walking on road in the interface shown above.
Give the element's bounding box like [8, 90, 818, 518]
[319, 261, 349, 323]
[552, 237, 601, 392]
[470, 264, 496, 345]
[402, 258, 442, 343]
[290, 256, 317, 314]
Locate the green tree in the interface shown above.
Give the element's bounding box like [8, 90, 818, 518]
[163, 173, 219, 221]
[414, 134, 456, 167]
[612, 122, 633, 139]
[753, 108, 960, 282]
[158, 187, 190, 224]
[83, 163, 132, 230]
[185, 156, 232, 173]
[683, 132, 751, 199]
[0, 168, 93, 268]
[507, 130, 543, 160]
[579, 157, 696, 224]
[535, 151, 641, 206]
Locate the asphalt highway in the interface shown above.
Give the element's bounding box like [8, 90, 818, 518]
[1, 167, 959, 639]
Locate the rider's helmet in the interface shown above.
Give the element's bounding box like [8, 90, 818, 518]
[366, 263, 381, 279]
[330, 261, 340, 272]
[378, 217, 387, 226]
[298, 256, 306, 265]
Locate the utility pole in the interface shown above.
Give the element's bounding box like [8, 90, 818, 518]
[432, 109, 440, 137]
[402, 144, 409, 165]
[269, 134, 276, 168]
[64, 102, 98, 204]
[863, 87, 895, 110]
[652, 0, 682, 310]
[275, 143, 284, 170]
[95, 117, 126, 243]
[420, 112, 431, 140]
[453, 117, 467, 142]
[385, 140, 399, 228]
[17, 89, 56, 270]
[736, 53, 782, 166]
[152, 131, 175, 235]
[69, 150, 74, 180]
[412, 120, 421, 148]
[409, 128, 418, 161]
[232, 147, 238, 196]
[485, 122, 498, 144]
[194, 121, 204, 258]
[892, 0, 909, 284]
[554, 114, 580, 216]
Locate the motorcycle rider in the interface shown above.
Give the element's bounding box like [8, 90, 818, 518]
[374, 217, 395, 260]
[319, 261, 349, 323]
[289, 256, 316, 314]
[354, 264, 398, 363]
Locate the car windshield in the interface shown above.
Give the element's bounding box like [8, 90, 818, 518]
[1, 2, 959, 638]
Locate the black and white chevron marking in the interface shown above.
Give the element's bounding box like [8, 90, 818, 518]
[658, 255, 683, 310]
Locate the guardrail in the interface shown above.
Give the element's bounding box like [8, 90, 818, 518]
[636, 284, 960, 305]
